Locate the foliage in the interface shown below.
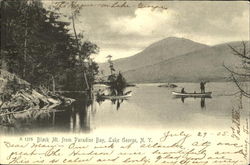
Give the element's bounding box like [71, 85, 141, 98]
[106, 56, 127, 95]
[52, 0, 100, 91]
[1, 0, 99, 91]
[106, 55, 115, 74]
[1, 76, 29, 103]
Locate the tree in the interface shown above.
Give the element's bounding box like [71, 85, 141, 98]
[224, 41, 250, 98]
[115, 72, 127, 95]
[52, 0, 99, 91]
[105, 56, 127, 95]
[1, 0, 99, 94]
[106, 55, 115, 75]
[1, 0, 100, 93]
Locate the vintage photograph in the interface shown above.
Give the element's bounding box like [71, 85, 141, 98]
[0, 0, 249, 164]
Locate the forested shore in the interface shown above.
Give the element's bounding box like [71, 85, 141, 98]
[1, 0, 99, 91]
[0, 0, 100, 124]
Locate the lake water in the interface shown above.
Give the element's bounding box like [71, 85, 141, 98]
[1, 82, 249, 135]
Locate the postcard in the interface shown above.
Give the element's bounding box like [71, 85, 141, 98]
[0, 1, 249, 165]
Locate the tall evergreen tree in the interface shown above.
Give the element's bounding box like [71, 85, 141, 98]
[1, 0, 99, 91]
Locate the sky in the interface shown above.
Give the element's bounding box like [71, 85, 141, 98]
[44, 1, 249, 62]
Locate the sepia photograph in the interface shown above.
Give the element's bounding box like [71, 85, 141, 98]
[0, 0, 249, 164]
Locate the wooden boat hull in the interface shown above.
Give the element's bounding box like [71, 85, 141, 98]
[100, 93, 132, 99]
[172, 91, 212, 98]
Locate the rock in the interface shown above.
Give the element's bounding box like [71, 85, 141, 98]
[0, 69, 75, 113]
[158, 83, 178, 88]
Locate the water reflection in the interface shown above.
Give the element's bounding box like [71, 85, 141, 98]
[112, 99, 124, 110]
[96, 97, 125, 111]
[1, 83, 249, 135]
[201, 97, 206, 109]
[57, 93, 93, 133]
[0, 93, 94, 134]
[69, 102, 90, 133]
[178, 96, 210, 109]
[0, 92, 129, 134]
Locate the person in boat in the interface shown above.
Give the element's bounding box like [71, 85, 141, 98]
[181, 88, 186, 93]
[200, 81, 206, 93]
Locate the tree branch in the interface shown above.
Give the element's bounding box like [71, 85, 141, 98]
[223, 63, 250, 77]
[231, 73, 250, 98]
[227, 43, 250, 60]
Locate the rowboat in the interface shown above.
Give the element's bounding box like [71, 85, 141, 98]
[172, 91, 212, 98]
[100, 93, 132, 100]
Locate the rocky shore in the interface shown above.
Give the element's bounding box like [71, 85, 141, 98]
[0, 69, 75, 125]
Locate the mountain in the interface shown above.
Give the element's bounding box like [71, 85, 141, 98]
[122, 41, 249, 83]
[99, 37, 209, 75]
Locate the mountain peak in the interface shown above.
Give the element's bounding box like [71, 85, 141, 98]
[122, 41, 248, 83]
[157, 36, 197, 43]
[143, 37, 208, 53]
[161, 36, 186, 40]
[99, 37, 209, 76]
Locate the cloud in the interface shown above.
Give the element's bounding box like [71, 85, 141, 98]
[109, 8, 177, 36]
[43, 1, 249, 62]
[230, 10, 249, 35]
[96, 3, 249, 61]
[169, 2, 249, 39]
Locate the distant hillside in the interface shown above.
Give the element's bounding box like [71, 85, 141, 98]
[123, 41, 249, 83]
[99, 37, 209, 75]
